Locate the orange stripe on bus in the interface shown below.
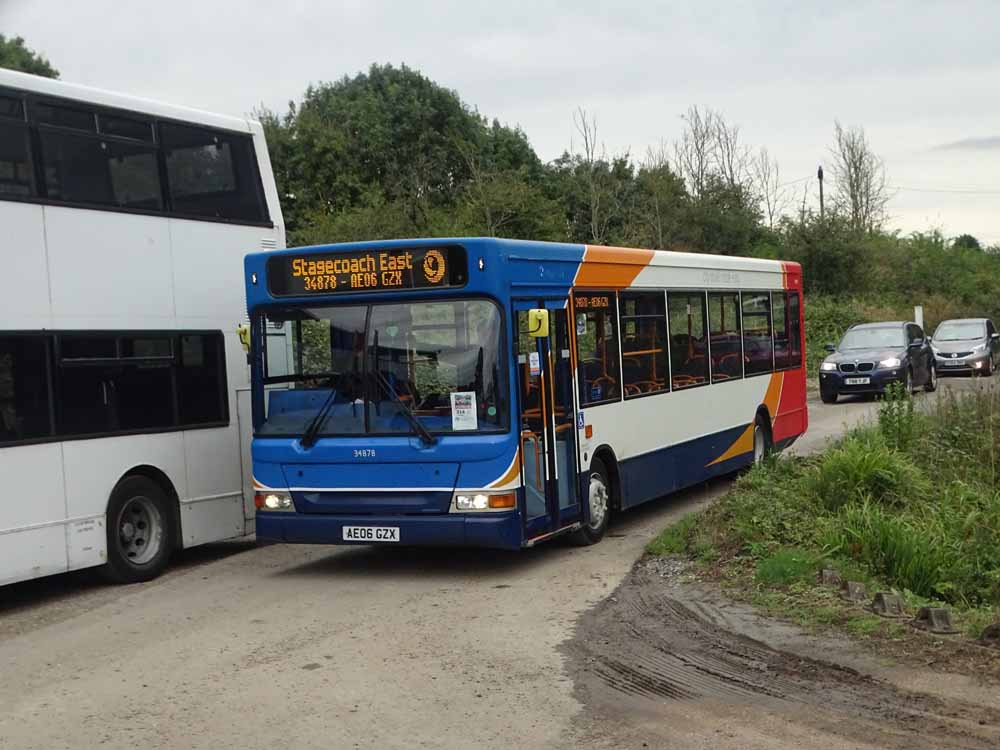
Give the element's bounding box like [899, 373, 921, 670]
[489, 449, 521, 488]
[574, 246, 655, 288]
[706, 371, 786, 467]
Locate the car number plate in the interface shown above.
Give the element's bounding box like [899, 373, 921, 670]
[943, 360, 962, 367]
[343, 526, 399, 542]
[845, 377, 870, 385]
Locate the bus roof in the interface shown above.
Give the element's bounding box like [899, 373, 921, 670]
[0, 68, 257, 134]
[247, 237, 798, 275]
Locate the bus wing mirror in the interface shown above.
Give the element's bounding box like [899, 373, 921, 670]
[527, 309, 549, 338]
[237, 323, 251, 353]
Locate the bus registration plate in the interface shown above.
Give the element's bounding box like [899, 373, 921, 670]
[343, 526, 400, 542]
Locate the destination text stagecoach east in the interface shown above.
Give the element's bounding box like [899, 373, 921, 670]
[291, 251, 416, 292]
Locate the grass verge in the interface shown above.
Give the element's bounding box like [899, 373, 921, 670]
[649, 384, 1000, 645]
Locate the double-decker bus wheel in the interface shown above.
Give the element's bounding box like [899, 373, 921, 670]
[102, 476, 174, 584]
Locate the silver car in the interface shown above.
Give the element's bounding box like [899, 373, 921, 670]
[931, 318, 1000, 375]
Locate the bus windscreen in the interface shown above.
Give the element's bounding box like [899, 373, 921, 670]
[267, 246, 467, 296]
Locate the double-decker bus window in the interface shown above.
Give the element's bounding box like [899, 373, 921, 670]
[742, 292, 774, 375]
[0, 94, 25, 120]
[38, 130, 163, 210]
[51, 331, 227, 437]
[33, 101, 96, 132]
[619, 292, 668, 398]
[161, 122, 266, 223]
[788, 292, 802, 367]
[99, 114, 154, 143]
[0, 336, 52, 443]
[667, 293, 709, 389]
[575, 293, 621, 406]
[709, 292, 742, 382]
[0, 120, 34, 197]
[178, 334, 227, 425]
[117, 362, 176, 430]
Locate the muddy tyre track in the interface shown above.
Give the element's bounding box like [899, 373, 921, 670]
[564, 560, 1000, 749]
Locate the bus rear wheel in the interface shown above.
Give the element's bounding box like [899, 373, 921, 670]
[753, 414, 772, 465]
[102, 476, 173, 584]
[571, 458, 610, 546]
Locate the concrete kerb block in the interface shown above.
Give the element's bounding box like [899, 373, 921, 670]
[840, 581, 868, 603]
[819, 569, 843, 587]
[979, 623, 1000, 648]
[871, 592, 906, 618]
[912, 607, 958, 635]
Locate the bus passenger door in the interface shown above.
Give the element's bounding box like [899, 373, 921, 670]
[514, 300, 581, 541]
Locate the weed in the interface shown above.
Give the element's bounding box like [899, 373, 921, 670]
[878, 382, 918, 450]
[845, 615, 883, 637]
[755, 547, 818, 586]
[809, 430, 927, 512]
[646, 513, 698, 556]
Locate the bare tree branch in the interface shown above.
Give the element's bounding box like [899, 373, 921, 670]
[752, 146, 790, 229]
[674, 106, 717, 197]
[829, 121, 891, 232]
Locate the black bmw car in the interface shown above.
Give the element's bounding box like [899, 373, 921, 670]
[818, 321, 936, 404]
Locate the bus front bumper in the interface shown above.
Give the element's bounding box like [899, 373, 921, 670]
[256, 510, 522, 550]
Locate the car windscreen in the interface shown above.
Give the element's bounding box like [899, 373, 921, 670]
[933, 321, 986, 341]
[839, 327, 904, 350]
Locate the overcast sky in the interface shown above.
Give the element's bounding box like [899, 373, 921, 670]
[4, 0, 1000, 243]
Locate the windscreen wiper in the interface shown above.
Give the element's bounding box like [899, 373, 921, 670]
[300, 388, 339, 450]
[373, 369, 437, 446]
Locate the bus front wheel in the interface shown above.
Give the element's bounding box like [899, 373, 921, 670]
[102, 476, 174, 584]
[572, 458, 610, 546]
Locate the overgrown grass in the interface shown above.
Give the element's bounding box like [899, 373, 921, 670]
[651, 385, 1000, 638]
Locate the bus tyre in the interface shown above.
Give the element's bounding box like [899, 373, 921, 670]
[572, 458, 610, 546]
[753, 415, 772, 465]
[102, 476, 173, 584]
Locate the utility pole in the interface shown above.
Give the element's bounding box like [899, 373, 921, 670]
[817, 165, 825, 219]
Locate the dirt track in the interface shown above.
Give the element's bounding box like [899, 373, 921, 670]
[566, 558, 1000, 749]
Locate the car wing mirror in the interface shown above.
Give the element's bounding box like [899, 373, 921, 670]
[992, 333, 1000, 341]
[824, 343, 836, 353]
[909, 338, 924, 349]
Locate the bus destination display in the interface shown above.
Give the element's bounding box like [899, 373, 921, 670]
[267, 246, 467, 296]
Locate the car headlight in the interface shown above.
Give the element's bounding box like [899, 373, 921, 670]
[820, 362, 837, 372]
[254, 491, 294, 511]
[878, 357, 902, 369]
[973, 343, 987, 353]
[452, 491, 516, 512]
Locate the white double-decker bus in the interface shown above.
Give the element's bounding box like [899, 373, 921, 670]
[0, 69, 285, 585]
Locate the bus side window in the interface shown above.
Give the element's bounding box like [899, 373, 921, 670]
[742, 292, 774, 376]
[619, 292, 668, 397]
[772, 292, 789, 370]
[161, 123, 267, 223]
[574, 292, 621, 406]
[708, 292, 742, 382]
[667, 292, 709, 389]
[787, 292, 802, 367]
[0, 335, 52, 443]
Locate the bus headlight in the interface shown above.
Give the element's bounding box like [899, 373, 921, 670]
[452, 491, 516, 512]
[254, 491, 294, 511]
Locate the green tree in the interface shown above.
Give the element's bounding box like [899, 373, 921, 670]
[952, 233, 982, 251]
[0, 35, 59, 78]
